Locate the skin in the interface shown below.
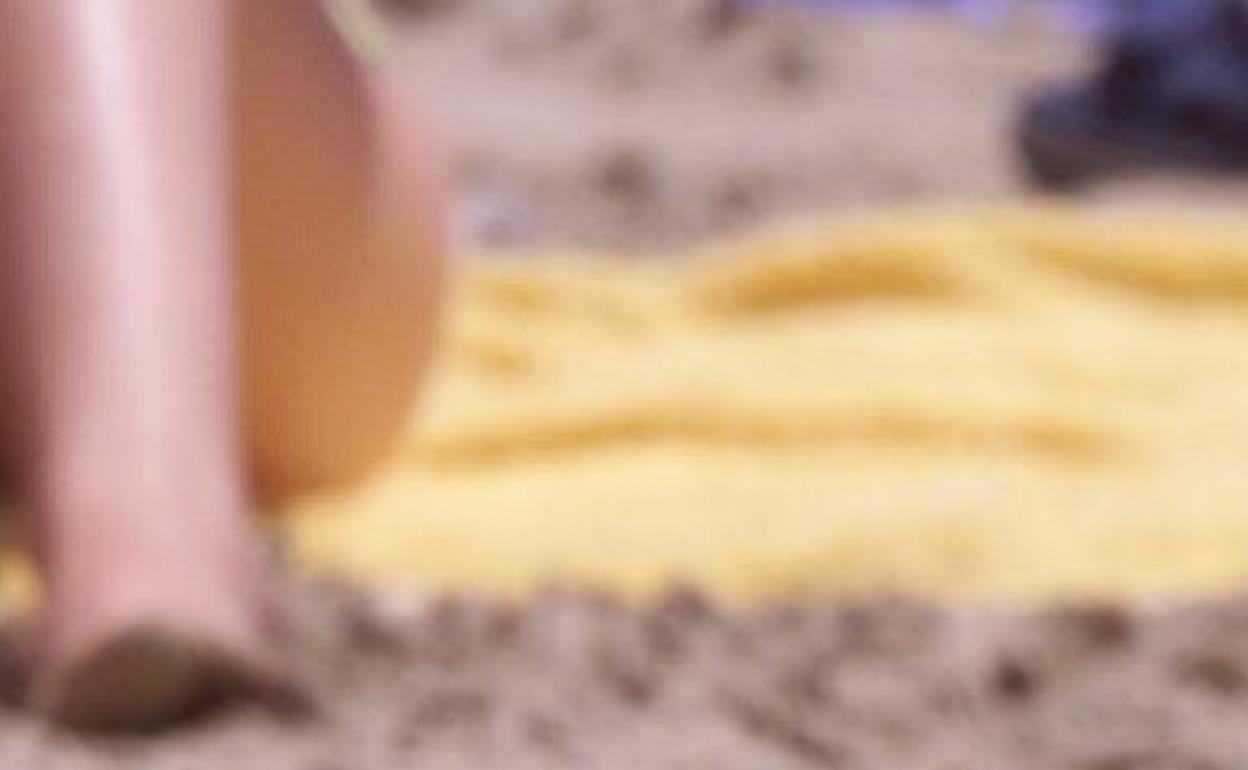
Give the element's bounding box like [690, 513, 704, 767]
[238, 0, 444, 500]
[0, 0, 443, 729]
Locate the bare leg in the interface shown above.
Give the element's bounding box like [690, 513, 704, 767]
[0, 0, 442, 729]
[237, 0, 444, 501]
[0, 1, 268, 728]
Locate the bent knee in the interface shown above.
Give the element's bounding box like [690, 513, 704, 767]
[239, 74, 446, 505]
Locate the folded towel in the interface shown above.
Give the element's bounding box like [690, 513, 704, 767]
[285, 206, 1248, 603]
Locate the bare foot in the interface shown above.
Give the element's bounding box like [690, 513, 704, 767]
[37, 622, 277, 731]
[29, 489, 293, 731]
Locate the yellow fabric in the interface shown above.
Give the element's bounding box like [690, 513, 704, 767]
[284, 205, 1248, 603]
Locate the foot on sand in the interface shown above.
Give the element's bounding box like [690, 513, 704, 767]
[30, 523, 305, 732]
[35, 622, 292, 731]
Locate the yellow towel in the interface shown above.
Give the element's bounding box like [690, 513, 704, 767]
[284, 205, 1248, 603]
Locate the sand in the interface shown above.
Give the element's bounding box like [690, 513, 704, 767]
[5, 582, 1248, 768]
[16, 0, 1248, 764]
[384, 0, 1248, 252]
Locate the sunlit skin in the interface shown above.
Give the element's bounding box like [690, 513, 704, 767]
[0, 0, 443, 728]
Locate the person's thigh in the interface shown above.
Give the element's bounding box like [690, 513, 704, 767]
[236, 2, 444, 501]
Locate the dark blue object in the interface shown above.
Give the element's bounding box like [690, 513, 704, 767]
[1018, 0, 1248, 187]
[737, 0, 1119, 32]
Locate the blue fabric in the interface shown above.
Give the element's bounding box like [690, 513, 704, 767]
[738, 0, 1108, 31]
